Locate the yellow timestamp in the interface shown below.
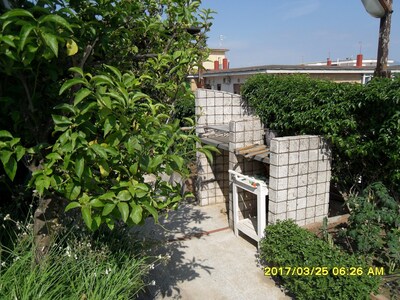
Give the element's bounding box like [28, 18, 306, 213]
[264, 266, 384, 277]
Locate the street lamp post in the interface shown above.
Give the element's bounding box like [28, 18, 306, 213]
[361, 0, 393, 78]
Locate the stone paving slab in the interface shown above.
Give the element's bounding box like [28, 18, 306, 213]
[135, 202, 291, 300]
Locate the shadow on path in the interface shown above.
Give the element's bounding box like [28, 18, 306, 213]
[136, 200, 217, 299]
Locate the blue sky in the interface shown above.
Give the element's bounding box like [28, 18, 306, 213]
[201, 0, 400, 68]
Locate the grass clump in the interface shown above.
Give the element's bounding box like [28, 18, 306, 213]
[0, 215, 152, 300]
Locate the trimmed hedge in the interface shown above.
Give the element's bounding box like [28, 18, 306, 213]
[260, 220, 381, 300]
[242, 74, 400, 194]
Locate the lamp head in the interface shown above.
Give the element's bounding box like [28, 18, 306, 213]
[361, 0, 387, 18]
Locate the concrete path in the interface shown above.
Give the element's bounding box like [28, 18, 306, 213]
[135, 201, 291, 300]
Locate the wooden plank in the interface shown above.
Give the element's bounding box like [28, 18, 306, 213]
[236, 144, 259, 153]
[239, 145, 266, 155]
[245, 148, 269, 158]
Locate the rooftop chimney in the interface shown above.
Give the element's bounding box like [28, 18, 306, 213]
[222, 58, 229, 70]
[214, 60, 219, 70]
[356, 54, 363, 67]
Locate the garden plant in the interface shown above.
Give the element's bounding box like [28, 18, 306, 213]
[0, 0, 214, 297]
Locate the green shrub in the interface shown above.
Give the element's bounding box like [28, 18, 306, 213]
[242, 74, 400, 193]
[344, 182, 400, 273]
[260, 220, 381, 300]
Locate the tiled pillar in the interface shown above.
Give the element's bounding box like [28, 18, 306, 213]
[228, 117, 264, 227]
[268, 136, 331, 226]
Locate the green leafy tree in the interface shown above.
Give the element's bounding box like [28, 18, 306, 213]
[0, 0, 214, 261]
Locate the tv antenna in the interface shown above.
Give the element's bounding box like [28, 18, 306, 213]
[219, 35, 225, 47]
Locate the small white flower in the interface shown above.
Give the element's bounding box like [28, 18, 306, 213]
[1, 261, 6, 267]
[149, 264, 155, 270]
[3, 214, 11, 221]
[13, 256, 20, 262]
[157, 254, 162, 259]
[150, 280, 156, 286]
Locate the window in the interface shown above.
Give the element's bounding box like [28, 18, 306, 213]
[233, 83, 242, 94]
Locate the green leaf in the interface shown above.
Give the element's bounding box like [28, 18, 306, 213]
[74, 88, 92, 106]
[0, 9, 35, 20]
[92, 215, 101, 230]
[34, 174, 50, 195]
[54, 103, 77, 114]
[65, 183, 81, 200]
[9, 137, 20, 147]
[117, 190, 131, 201]
[170, 154, 184, 169]
[91, 144, 108, 159]
[173, 50, 182, 60]
[41, 32, 58, 57]
[5, 48, 17, 60]
[59, 78, 87, 95]
[105, 91, 125, 104]
[52, 114, 72, 126]
[75, 156, 84, 178]
[136, 183, 149, 191]
[65, 201, 81, 212]
[89, 198, 104, 208]
[92, 75, 114, 86]
[2, 20, 13, 31]
[130, 203, 143, 224]
[143, 202, 159, 223]
[106, 218, 115, 230]
[98, 191, 115, 200]
[131, 92, 150, 102]
[0, 35, 16, 48]
[117, 202, 129, 223]
[103, 115, 116, 137]
[19, 24, 35, 52]
[15, 145, 25, 161]
[129, 162, 138, 175]
[4, 156, 17, 181]
[39, 14, 73, 32]
[97, 95, 112, 109]
[102, 203, 116, 216]
[0, 150, 13, 166]
[104, 64, 122, 81]
[68, 67, 84, 77]
[150, 155, 164, 170]
[81, 206, 92, 229]
[197, 147, 214, 163]
[0, 130, 13, 139]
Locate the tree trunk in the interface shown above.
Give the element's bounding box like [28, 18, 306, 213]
[33, 196, 65, 265]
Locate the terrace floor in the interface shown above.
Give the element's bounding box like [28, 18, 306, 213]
[135, 200, 291, 300]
